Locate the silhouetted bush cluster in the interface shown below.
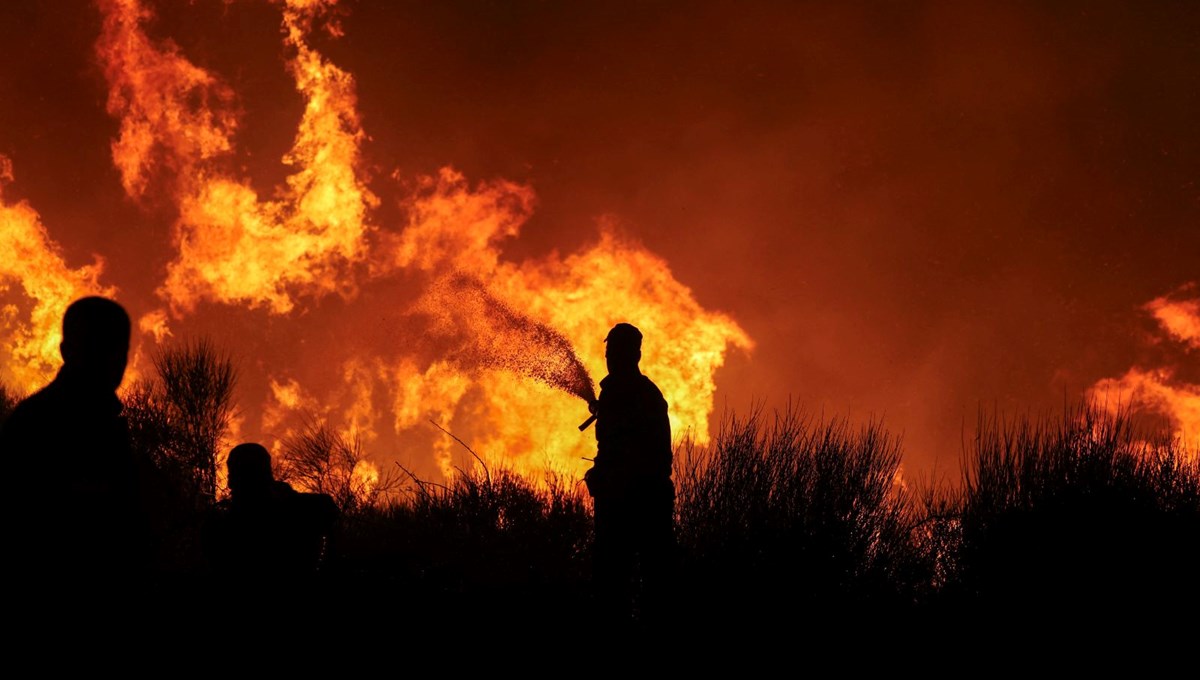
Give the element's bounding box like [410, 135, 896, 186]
[123, 338, 237, 575]
[277, 420, 401, 516]
[4, 341, 1198, 636]
[673, 407, 930, 629]
[125, 338, 237, 508]
[329, 461, 593, 630]
[929, 405, 1200, 625]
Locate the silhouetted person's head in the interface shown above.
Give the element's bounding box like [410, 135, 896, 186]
[227, 443, 274, 500]
[59, 296, 131, 392]
[605, 323, 642, 376]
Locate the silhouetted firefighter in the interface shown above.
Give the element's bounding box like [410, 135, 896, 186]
[0, 297, 151, 602]
[584, 322, 676, 629]
[203, 443, 339, 593]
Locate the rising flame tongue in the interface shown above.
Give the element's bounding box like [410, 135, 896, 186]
[98, 0, 376, 319]
[0, 156, 115, 394]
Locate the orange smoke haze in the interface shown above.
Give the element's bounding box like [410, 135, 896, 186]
[1146, 293, 1200, 350]
[1091, 286, 1200, 448]
[2, 1, 1198, 483]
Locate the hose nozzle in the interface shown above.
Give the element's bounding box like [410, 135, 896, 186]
[578, 399, 598, 431]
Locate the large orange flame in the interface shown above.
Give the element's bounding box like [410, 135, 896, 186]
[98, 0, 376, 318]
[0, 156, 114, 394]
[78, 0, 754, 489]
[375, 170, 752, 479]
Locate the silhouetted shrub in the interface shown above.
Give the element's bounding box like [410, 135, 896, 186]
[154, 338, 237, 502]
[277, 419, 401, 515]
[124, 338, 237, 576]
[673, 406, 930, 631]
[330, 455, 592, 631]
[934, 404, 1200, 625]
[126, 339, 237, 507]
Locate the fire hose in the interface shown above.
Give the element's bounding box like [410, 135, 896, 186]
[578, 399, 598, 431]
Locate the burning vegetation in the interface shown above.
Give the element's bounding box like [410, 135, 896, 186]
[3, 0, 751, 488]
[1, 0, 1198, 641]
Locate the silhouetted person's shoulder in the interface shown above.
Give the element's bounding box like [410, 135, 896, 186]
[0, 371, 133, 504]
[0, 386, 51, 449]
[2, 373, 125, 430]
[0, 297, 144, 593]
[597, 372, 670, 431]
[0, 388, 51, 483]
[3, 374, 101, 429]
[598, 373, 667, 410]
[270, 478, 340, 529]
[3, 382, 57, 421]
[2, 296, 132, 460]
[207, 442, 341, 584]
[291, 489, 340, 526]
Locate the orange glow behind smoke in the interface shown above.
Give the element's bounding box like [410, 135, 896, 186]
[70, 0, 752, 488]
[1093, 368, 1200, 438]
[1146, 295, 1200, 350]
[0, 156, 114, 394]
[1091, 287, 1200, 448]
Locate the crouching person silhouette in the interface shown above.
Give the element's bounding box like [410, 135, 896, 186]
[585, 323, 677, 632]
[203, 442, 340, 603]
[0, 297, 152, 610]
